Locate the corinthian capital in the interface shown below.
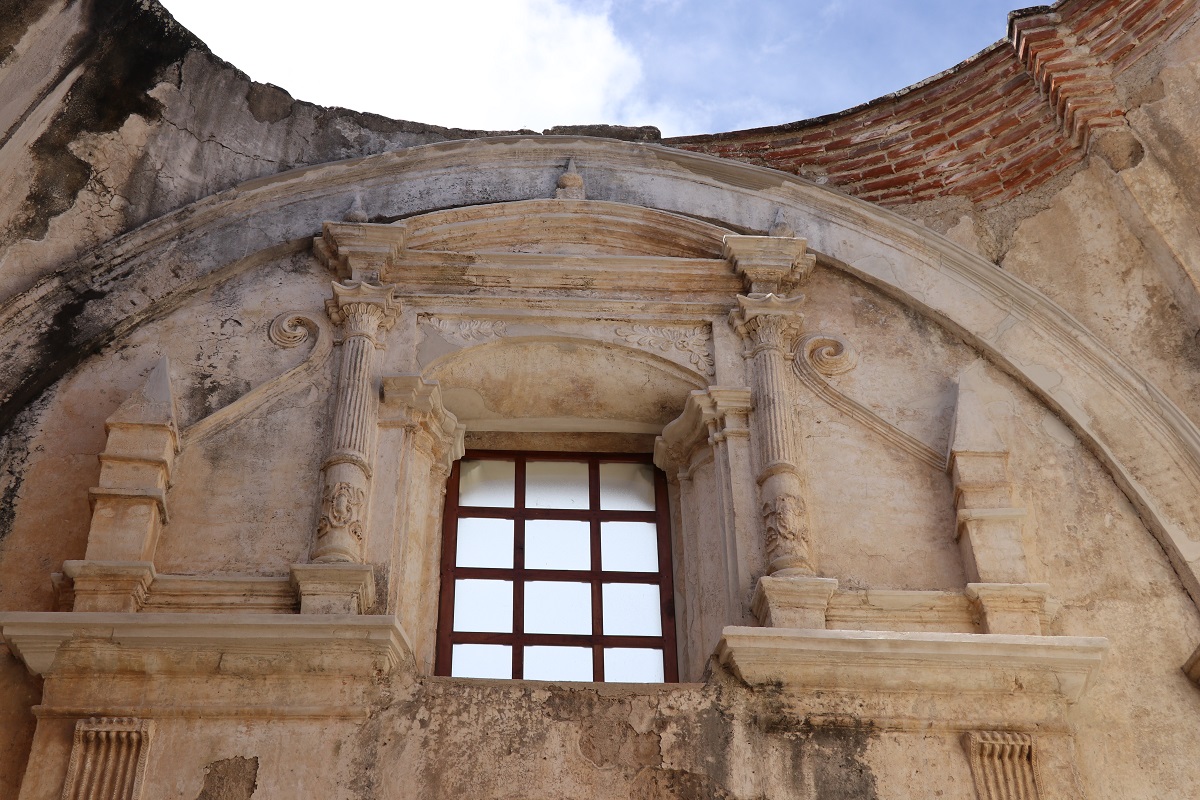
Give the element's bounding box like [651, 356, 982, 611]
[325, 281, 401, 338]
[729, 294, 806, 352]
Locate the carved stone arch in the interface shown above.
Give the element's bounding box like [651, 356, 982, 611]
[3, 134, 1200, 615]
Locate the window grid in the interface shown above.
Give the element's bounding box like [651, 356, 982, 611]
[435, 450, 678, 682]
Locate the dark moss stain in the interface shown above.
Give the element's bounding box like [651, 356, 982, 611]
[0, 284, 109, 438]
[0, 398, 42, 548]
[0, 0, 63, 66]
[3, 0, 206, 245]
[195, 756, 258, 800]
[749, 702, 879, 800]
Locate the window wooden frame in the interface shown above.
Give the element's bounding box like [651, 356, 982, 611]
[435, 450, 679, 682]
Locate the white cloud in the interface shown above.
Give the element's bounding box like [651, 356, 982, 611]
[163, 0, 648, 131]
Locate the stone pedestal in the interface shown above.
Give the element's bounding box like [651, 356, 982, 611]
[968, 582, 1049, 636]
[63, 560, 156, 613]
[752, 576, 838, 629]
[291, 563, 376, 615]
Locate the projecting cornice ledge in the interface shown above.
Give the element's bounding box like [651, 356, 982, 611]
[0, 612, 413, 677]
[717, 627, 1109, 726]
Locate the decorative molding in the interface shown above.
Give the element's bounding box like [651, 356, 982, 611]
[963, 730, 1042, 800]
[0, 612, 413, 677]
[1010, 10, 1124, 149]
[825, 589, 977, 633]
[717, 627, 1108, 707]
[793, 332, 946, 471]
[182, 311, 333, 446]
[420, 315, 509, 346]
[141, 575, 297, 614]
[615, 323, 714, 376]
[60, 717, 153, 800]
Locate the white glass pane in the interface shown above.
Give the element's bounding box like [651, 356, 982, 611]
[453, 579, 513, 632]
[602, 583, 662, 636]
[452, 644, 512, 679]
[524, 581, 591, 634]
[459, 459, 515, 507]
[600, 521, 659, 572]
[526, 461, 589, 509]
[456, 518, 514, 568]
[604, 648, 664, 683]
[524, 646, 593, 681]
[599, 463, 655, 511]
[526, 519, 590, 570]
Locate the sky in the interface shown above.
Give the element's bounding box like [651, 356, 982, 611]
[160, 0, 1026, 138]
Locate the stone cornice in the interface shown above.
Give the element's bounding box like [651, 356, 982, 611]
[717, 627, 1109, 727]
[0, 612, 413, 677]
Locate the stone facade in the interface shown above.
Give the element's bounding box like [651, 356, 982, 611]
[2, 1, 1200, 798]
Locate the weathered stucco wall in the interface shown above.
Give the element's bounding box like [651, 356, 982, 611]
[3, 0, 1200, 797]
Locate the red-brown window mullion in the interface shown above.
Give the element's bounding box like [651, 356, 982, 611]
[435, 461, 463, 677]
[654, 467, 679, 683]
[589, 458, 604, 682]
[512, 457, 527, 679]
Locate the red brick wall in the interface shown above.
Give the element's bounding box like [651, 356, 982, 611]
[666, 0, 1197, 208]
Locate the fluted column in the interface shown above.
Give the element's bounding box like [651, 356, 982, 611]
[730, 294, 813, 576]
[312, 281, 400, 564]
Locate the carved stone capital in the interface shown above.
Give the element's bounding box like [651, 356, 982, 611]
[723, 234, 815, 295]
[729, 294, 806, 353]
[325, 281, 401, 339]
[654, 387, 752, 477]
[381, 376, 467, 471]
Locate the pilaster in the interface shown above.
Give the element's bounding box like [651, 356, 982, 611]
[74, 358, 177, 612]
[951, 363, 1047, 635]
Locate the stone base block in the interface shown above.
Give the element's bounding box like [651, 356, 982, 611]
[291, 563, 376, 614]
[967, 582, 1049, 635]
[752, 575, 838, 628]
[62, 560, 156, 612]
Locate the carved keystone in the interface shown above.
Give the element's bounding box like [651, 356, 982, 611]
[753, 576, 838, 628]
[291, 563, 376, 614]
